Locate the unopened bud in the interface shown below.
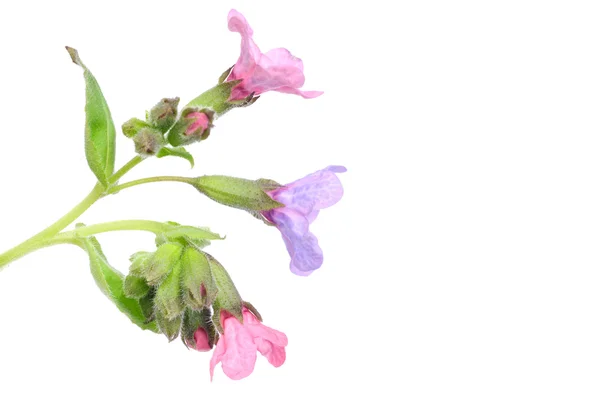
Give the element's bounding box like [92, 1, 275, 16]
[181, 247, 217, 310]
[167, 108, 214, 147]
[206, 254, 243, 331]
[139, 290, 156, 322]
[149, 97, 180, 133]
[155, 309, 182, 342]
[123, 274, 150, 299]
[182, 308, 216, 351]
[154, 260, 184, 320]
[142, 242, 183, 285]
[122, 118, 151, 138]
[128, 251, 153, 276]
[133, 128, 165, 157]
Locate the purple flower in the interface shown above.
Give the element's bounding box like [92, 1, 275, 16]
[262, 166, 346, 276]
[226, 9, 323, 101]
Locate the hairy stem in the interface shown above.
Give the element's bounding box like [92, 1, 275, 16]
[109, 156, 143, 185]
[0, 156, 146, 270]
[107, 176, 194, 194]
[56, 219, 169, 239]
[0, 183, 104, 269]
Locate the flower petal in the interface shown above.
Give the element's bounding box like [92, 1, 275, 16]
[274, 86, 324, 98]
[211, 314, 258, 380]
[268, 209, 324, 275]
[193, 328, 211, 352]
[270, 166, 346, 215]
[255, 338, 287, 367]
[227, 9, 261, 81]
[209, 334, 227, 381]
[242, 308, 288, 368]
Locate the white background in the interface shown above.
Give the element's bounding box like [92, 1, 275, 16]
[1, 0, 599, 400]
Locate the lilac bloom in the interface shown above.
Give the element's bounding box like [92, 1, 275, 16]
[262, 166, 346, 276]
[226, 9, 323, 101]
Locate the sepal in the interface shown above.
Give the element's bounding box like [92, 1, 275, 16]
[167, 108, 214, 147]
[191, 175, 284, 212]
[148, 97, 180, 133]
[122, 118, 151, 138]
[154, 260, 184, 320]
[206, 253, 243, 332]
[180, 247, 217, 310]
[133, 127, 166, 157]
[155, 309, 182, 342]
[182, 308, 216, 351]
[141, 242, 184, 285]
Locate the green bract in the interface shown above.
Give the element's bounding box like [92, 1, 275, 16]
[80, 233, 158, 333]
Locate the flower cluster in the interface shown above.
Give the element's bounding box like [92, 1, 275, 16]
[0, 8, 344, 383]
[116, 8, 344, 380]
[122, 228, 288, 380]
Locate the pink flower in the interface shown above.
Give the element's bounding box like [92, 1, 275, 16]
[262, 166, 346, 276]
[226, 9, 323, 101]
[189, 327, 212, 352]
[185, 111, 210, 136]
[210, 307, 288, 380]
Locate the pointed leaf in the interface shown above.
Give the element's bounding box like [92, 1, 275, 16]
[66, 47, 116, 187]
[156, 146, 195, 168]
[80, 235, 158, 332]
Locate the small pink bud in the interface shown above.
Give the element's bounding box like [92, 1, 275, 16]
[185, 112, 210, 136]
[192, 327, 212, 352]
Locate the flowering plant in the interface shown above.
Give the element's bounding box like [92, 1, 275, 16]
[0, 9, 345, 381]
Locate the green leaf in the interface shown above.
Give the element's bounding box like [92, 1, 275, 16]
[66, 47, 116, 187]
[80, 235, 158, 332]
[156, 146, 195, 168]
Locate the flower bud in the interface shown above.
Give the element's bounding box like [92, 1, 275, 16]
[122, 118, 151, 138]
[191, 175, 284, 212]
[206, 253, 243, 331]
[139, 290, 156, 322]
[141, 242, 184, 286]
[148, 97, 180, 133]
[182, 308, 216, 351]
[155, 309, 182, 342]
[128, 251, 153, 276]
[167, 108, 214, 147]
[123, 274, 150, 299]
[154, 260, 184, 320]
[180, 247, 217, 310]
[133, 127, 165, 157]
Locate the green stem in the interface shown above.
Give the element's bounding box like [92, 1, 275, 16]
[108, 176, 193, 194]
[0, 236, 83, 269]
[109, 156, 143, 185]
[0, 156, 146, 270]
[0, 183, 105, 269]
[56, 219, 168, 239]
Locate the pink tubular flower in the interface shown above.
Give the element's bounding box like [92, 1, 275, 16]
[185, 111, 210, 136]
[210, 307, 287, 380]
[226, 9, 323, 101]
[262, 166, 346, 276]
